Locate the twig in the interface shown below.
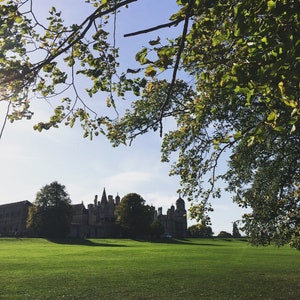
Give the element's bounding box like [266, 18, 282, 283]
[159, 0, 195, 136]
[0, 101, 11, 141]
[124, 18, 184, 37]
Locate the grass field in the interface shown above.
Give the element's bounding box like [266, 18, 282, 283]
[0, 238, 299, 300]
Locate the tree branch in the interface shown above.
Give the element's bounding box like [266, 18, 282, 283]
[31, 0, 138, 73]
[0, 0, 138, 85]
[124, 18, 184, 37]
[159, 0, 194, 136]
[0, 101, 11, 141]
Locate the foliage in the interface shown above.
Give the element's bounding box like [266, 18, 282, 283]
[1, 0, 299, 247]
[217, 231, 233, 238]
[114, 193, 154, 237]
[232, 221, 241, 238]
[150, 219, 165, 239]
[27, 181, 72, 238]
[188, 223, 213, 238]
[1, 238, 300, 299]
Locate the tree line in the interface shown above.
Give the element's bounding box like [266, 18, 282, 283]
[28, 181, 237, 239]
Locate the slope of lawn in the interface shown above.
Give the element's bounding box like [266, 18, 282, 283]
[0, 238, 299, 299]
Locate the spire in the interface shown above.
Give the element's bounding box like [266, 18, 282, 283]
[101, 188, 108, 204]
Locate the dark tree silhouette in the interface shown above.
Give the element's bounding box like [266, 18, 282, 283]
[217, 231, 233, 238]
[150, 220, 165, 239]
[115, 193, 154, 238]
[232, 221, 241, 238]
[188, 224, 214, 238]
[27, 181, 72, 238]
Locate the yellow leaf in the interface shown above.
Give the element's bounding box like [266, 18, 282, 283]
[145, 66, 156, 77]
[278, 81, 285, 95]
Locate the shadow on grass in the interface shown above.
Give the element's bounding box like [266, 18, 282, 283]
[238, 238, 249, 242]
[48, 238, 127, 247]
[47, 237, 248, 247]
[149, 238, 225, 246]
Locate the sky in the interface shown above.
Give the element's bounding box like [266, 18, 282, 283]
[0, 0, 249, 235]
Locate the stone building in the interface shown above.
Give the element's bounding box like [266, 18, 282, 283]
[0, 200, 32, 237]
[69, 189, 187, 238]
[155, 196, 188, 238]
[69, 202, 89, 238]
[0, 189, 188, 238]
[70, 188, 121, 238]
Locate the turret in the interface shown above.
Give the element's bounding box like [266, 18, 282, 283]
[94, 195, 98, 207]
[88, 203, 94, 213]
[157, 207, 163, 216]
[115, 194, 120, 205]
[176, 197, 185, 211]
[108, 195, 114, 205]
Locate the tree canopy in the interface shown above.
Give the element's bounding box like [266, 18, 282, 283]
[217, 231, 233, 238]
[188, 223, 214, 238]
[1, 0, 299, 248]
[27, 181, 72, 238]
[232, 221, 241, 238]
[115, 193, 154, 237]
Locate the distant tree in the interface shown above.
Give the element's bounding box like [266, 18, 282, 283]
[188, 224, 214, 238]
[27, 181, 72, 238]
[150, 220, 165, 239]
[217, 231, 233, 238]
[115, 193, 154, 238]
[232, 221, 241, 238]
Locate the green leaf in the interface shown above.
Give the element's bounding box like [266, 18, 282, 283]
[149, 36, 160, 46]
[267, 111, 278, 122]
[233, 131, 242, 140]
[283, 98, 298, 108]
[247, 136, 255, 146]
[274, 126, 285, 132]
[15, 16, 22, 24]
[145, 66, 156, 77]
[290, 124, 296, 133]
[127, 68, 140, 74]
[135, 48, 149, 65]
[267, 0, 276, 11]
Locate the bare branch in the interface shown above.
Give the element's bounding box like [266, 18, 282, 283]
[0, 101, 11, 141]
[159, 0, 195, 136]
[124, 18, 184, 38]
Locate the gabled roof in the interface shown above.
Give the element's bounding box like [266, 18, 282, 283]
[71, 202, 87, 214]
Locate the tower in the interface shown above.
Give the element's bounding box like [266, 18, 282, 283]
[174, 196, 187, 238]
[115, 194, 120, 205]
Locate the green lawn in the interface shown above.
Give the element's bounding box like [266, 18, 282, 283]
[0, 238, 299, 299]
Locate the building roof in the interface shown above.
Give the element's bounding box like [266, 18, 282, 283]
[72, 202, 87, 214]
[0, 200, 32, 209]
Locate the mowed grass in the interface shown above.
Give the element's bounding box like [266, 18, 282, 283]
[0, 238, 299, 300]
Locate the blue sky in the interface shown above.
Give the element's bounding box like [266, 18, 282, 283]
[0, 0, 249, 234]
